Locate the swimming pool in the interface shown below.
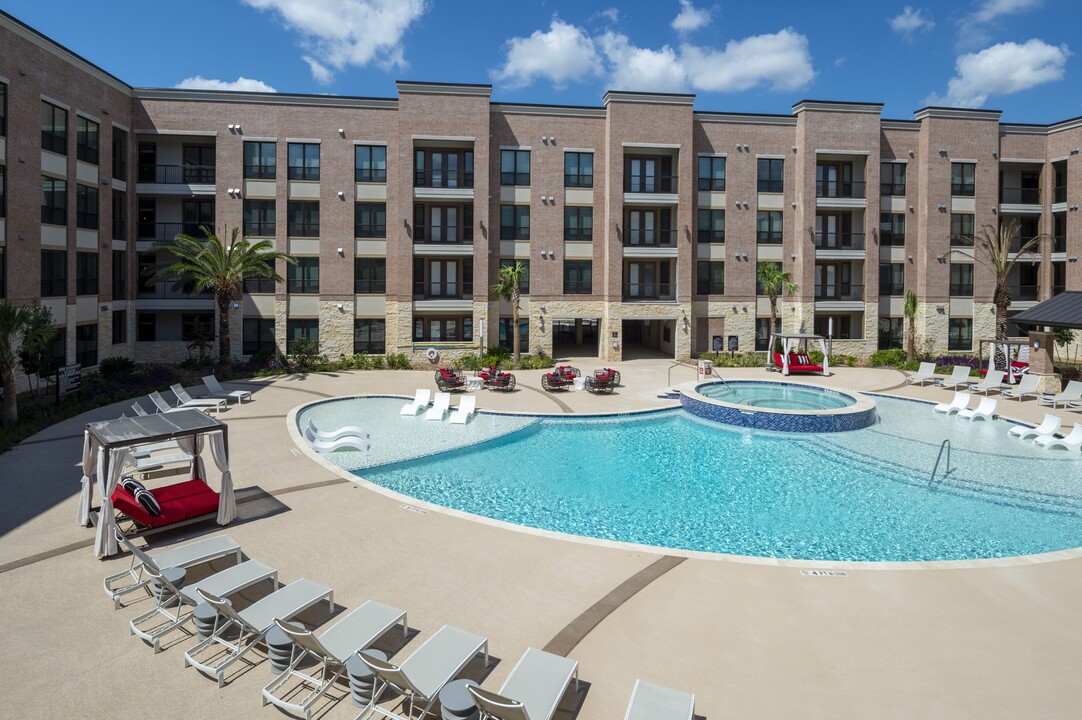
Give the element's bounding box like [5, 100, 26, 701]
[297, 396, 1082, 562]
[697, 381, 855, 409]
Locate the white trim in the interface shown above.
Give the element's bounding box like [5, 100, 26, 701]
[950, 159, 979, 164]
[411, 134, 475, 142]
[605, 91, 694, 106]
[285, 138, 321, 144]
[491, 104, 606, 118]
[622, 142, 681, 149]
[562, 147, 595, 153]
[756, 154, 786, 159]
[498, 145, 532, 151]
[396, 82, 491, 97]
[1049, 155, 1069, 163]
[110, 120, 129, 133]
[697, 152, 727, 158]
[695, 112, 797, 126]
[914, 107, 1002, 122]
[999, 158, 1044, 164]
[815, 149, 870, 156]
[352, 140, 388, 146]
[243, 136, 277, 143]
[882, 158, 909, 164]
[40, 95, 70, 110]
[75, 110, 101, 124]
[133, 129, 218, 137]
[793, 100, 883, 115]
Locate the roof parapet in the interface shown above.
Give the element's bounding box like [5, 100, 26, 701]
[792, 100, 883, 115]
[914, 106, 1003, 122]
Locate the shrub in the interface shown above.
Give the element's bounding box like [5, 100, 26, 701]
[385, 353, 412, 370]
[934, 355, 980, 374]
[518, 354, 554, 369]
[701, 352, 767, 368]
[368, 354, 385, 369]
[100, 356, 136, 374]
[868, 349, 907, 367]
[486, 345, 511, 363]
[288, 337, 320, 371]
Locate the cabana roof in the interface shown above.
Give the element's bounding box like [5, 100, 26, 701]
[86, 409, 226, 450]
[1011, 291, 1082, 330]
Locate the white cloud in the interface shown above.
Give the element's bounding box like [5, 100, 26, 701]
[491, 19, 604, 89]
[593, 8, 619, 23]
[970, 0, 1041, 24]
[931, 39, 1069, 107]
[681, 28, 815, 92]
[599, 32, 687, 92]
[242, 0, 427, 83]
[672, 0, 711, 33]
[889, 6, 935, 39]
[175, 76, 277, 92]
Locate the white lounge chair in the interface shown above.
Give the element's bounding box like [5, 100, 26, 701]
[969, 370, 1005, 395]
[129, 440, 181, 458]
[933, 392, 970, 415]
[425, 392, 451, 421]
[303, 425, 369, 454]
[261, 600, 408, 720]
[1009, 413, 1061, 441]
[1034, 423, 1082, 452]
[305, 418, 368, 442]
[201, 375, 252, 403]
[940, 365, 973, 390]
[467, 647, 579, 720]
[171, 384, 227, 413]
[146, 392, 195, 414]
[906, 362, 936, 386]
[625, 679, 695, 720]
[131, 401, 149, 416]
[958, 396, 996, 421]
[1038, 380, 1082, 409]
[449, 395, 477, 425]
[127, 451, 194, 473]
[400, 389, 432, 416]
[1000, 373, 1040, 402]
[185, 579, 335, 687]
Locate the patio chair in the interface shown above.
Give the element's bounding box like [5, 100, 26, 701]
[131, 401, 149, 416]
[261, 600, 408, 720]
[1034, 423, 1082, 452]
[467, 647, 579, 720]
[171, 384, 227, 413]
[425, 392, 452, 421]
[585, 369, 619, 394]
[201, 375, 252, 403]
[306, 418, 368, 442]
[449, 395, 477, 425]
[147, 391, 197, 414]
[435, 368, 466, 393]
[624, 679, 695, 720]
[969, 370, 1005, 395]
[939, 365, 973, 390]
[906, 362, 936, 386]
[104, 530, 240, 609]
[185, 579, 335, 687]
[478, 366, 517, 391]
[959, 396, 996, 421]
[357, 624, 488, 720]
[1000, 373, 1040, 402]
[933, 392, 970, 415]
[400, 389, 432, 416]
[1009, 413, 1061, 441]
[302, 423, 369, 453]
[1038, 380, 1082, 409]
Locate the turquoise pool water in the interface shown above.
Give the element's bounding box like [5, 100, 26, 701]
[696, 380, 856, 410]
[299, 396, 1082, 562]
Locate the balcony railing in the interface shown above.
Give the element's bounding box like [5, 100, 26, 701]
[1008, 236, 1040, 253]
[624, 176, 678, 194]
[137, 222, 209, 241]
[138, 165, 216, 184]
[1000, 187, 1041, 204]
[879, 283, 904, 297]
[815, 232, 865, 250]
[622, 283, 675, 302]
[412, 225, 473, 244]
[816, 181, 866, 199]
[1054, 185, 1067, 203]
[137, 282, 213, 301]
[412, 288, 472, 300]
[414, 170, 473, 189]
[1008, 284, 1039, 301]
[814, 285, 864, 301]
[624, 229, 676, 247]
[1054, 235, 1067, 253]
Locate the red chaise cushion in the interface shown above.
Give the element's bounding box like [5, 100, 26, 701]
[110, 479, 219, 528]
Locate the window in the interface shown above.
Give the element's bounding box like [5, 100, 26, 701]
[698, 156, 726, 191]
[499, 318, 529, 352]
[182, 146, 215, 183]
[950, 263, 974, 296]
[41, 101, 67, 154]
[181, 313, 214, 342]
[879, 263, 904, 296]
[41, 250, 67, 297]
[355, 203, 386, 238]
[756, 211, 783, 244]
[0, 246, 5, 298]
[756, 262, 782, 295]
[951, 213, 974, 246]
[412, 317, 473, 342]
[243, 272, 276, 294]
[696, 261, 725, 294]
[244, 141, 276, 179]
[112, 127, 127, 179]
[413, 204, 473, 243]
[244, 200, 276, 236]
[500, 150, 530, 186]
[243, 318, 275, 355]
[949, 318, 973, 350]
[286, 319, 318, 353]
[287, 200, 319, 237]
[564, 207, 593, 241]
[0, 82, 6, 136]
[880, 162, 906, 196]
[814, 263, 857, 301]
[625, 208, 673, 247]
[814, 315, 852, 339]
[564, 260, 592, 294]
[76, 117, 99, 164]
[112, 310, 126, 344]
[624, 156, 673, 193]
[76, 252, 98, 295]
[413, 258, 472, 298]
[414, 148, 473, 188]
[498, 259, 530, 294]
[182, 199, 214, 238]
[75, 324, 98, 367]
[757, 158, 784, 193]
[42, 177, 67, 225]
[951, 162, 975, 196]
[137, 312, 156, 341]
[354, 319, 386, 354]
[76, 184, 99, 229]
[697, 209, 725, 243]
[564, 152, 593, 187]
[354, 258, 386, 294]
[879, 213, 905, 246]
[137, 142, 156, 182]
[500, 205, 530, 240]
[48, 331, 67, 370]
[287, 258, 319, 294]
[755, 317, 781, 351]
[355, 145, 387, 182]
[877, 317, 903, 349]
[112, 191, 126, 241]
[287, 142, 320, 181]
[0, 165, 5, 219]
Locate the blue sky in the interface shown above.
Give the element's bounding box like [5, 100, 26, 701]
[6, 0, 1077, 122]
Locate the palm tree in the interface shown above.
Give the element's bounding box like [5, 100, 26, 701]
[490, 261, 527, 366]
[0, 301, 57, 424]
[152, 225, 293, 363]
[757, 261, 799, 349]
[903, 290, 918, 362]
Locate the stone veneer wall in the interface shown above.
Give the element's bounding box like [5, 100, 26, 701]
[318, 300, 356, 358]
[916, 302, 948, 356]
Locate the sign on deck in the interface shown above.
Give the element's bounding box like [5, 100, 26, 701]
[56, 364, 81, 399]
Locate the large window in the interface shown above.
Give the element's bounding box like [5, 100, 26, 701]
[757, 158, 784, 193]
[879, 213, 905, 246]
[500, 205, 530, 240]
[696, 261, 725, 295]
[877, 317, 903, 349]
[879, 263, 904, 296]
[244, 141, 276, 179]
[698, 156, 726, 191]
[243, 271, 276, 294]
[951, 162, 975, 196]
[564, 152, 593, 188]
[355, 145, 387, 182]
[112, 190, 126, 241]
[755, 317, 781, 351]
[287, 258, 319, 294]
[814, 315, 852, 340]
[41, 250, 67, 297]
[286, 319, 318, 353]
[76, 324, 98, 367]
[112, 251, 126, 299]
[413, 259, 472, 299]
[355, 203, 386, 238]
[42, 177, 67, 225]
[414, 149, 473, 188]
[182, 146, 215, 183]
[41, 101, 67, 154]
[76, 116, 99, 164]
[500, 150, 530, 186]
[499, 319, 529, 353]
[625, 208, 672, 246]
[354, 258, 386, 294]
[112, 309, 126, 345]
[880, 162, 906, 196]
[413, 204, 473, 243]
[564, 260, 592, 294]
[244, 200, 276, 236]
[76, 252, 98, 295]
[948, 318, 973, 350]
[0, 82, 6, 136]
[0, 166, 5, 219]
[624, 156, 673, 193]
[498, 259, 530, 294]
[564, 206, 593, 241]
[76, 184, 99, 229]
[697, 209, 725, 243]
[949, 263, 974, 296]
[48, 331, 67, 370]
[950, 213, 974, 246]
[354, 319, 386, 354]
[243, 318, 275, 355]
[137, 312, 156, 342]
[112, 127, 127, 179]
[756, 211, 783, 244]
[287, 200, 319, 237]
[287, 142, 320, 180]
[412, 317, 473, 342]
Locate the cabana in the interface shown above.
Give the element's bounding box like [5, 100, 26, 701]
[76, 409, 235, 558]
[975, 337, 1031, 384]
[766, 333, 830, 376]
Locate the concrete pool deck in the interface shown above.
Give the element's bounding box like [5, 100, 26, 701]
[1, 360, 1081, 718]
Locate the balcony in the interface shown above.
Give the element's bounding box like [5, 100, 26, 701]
[816, 181, 866, 199]
[137, 222, 208, 241]
[814, 285, 864, 302]
[136, 282, 214, 307]
[1008, 236, 1040, 254]
[815, 233, 865, 251]
[414, 169, 473, 190]
[138, 165, 216, 185]
[1008, 284, 1039, 301]
[622, 282, 675, 302]
[1000, 187, 1040, 204]
[624, 176, 678, 194]
[623, 229, 675, 248]
[412, 225, 473, 244]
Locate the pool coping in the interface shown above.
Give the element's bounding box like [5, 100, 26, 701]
[679, 378, 878, 432]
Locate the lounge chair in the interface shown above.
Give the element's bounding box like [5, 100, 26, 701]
[171, 384, 227, 413]
[958, 396, 996, 421]
[185, 579, 335, 687]
[146, 392, 195, 414]
[425, 392, 451, 421]
[939, 365, 972, 390]
[303, 424, 369, 453]
[127, 451, 195, 474]
[467, 647, 579, 720]
[904, 361, 939, 385]
[401, 389, 432, 416]
[449, 395, 477, 425]
[1000, 373, 1040, 402]
[261, 600, 408, 720]
[1009, 413, 1061, 441]
[358, 624, 488, 720]
[1034, 423, 1082, 452]
[104, 530, 241, 609]
[624, 679, 695, 720]
[306, 418, 368, 442]
[129, 440, 181, 458]
[131, 401, 149, 416]
[933, 392, 970, 415]
[201, 375, 252, 403]
[969, 370, 1005, 395]
[1038, 380, 1082, 409]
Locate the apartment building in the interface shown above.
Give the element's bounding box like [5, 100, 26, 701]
[1, 11, 1080, 386]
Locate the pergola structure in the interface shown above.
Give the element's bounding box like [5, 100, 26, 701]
[766, 333, 830, 376]
[76, 409, 235, 558]
[975, 338, 1030, 383]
